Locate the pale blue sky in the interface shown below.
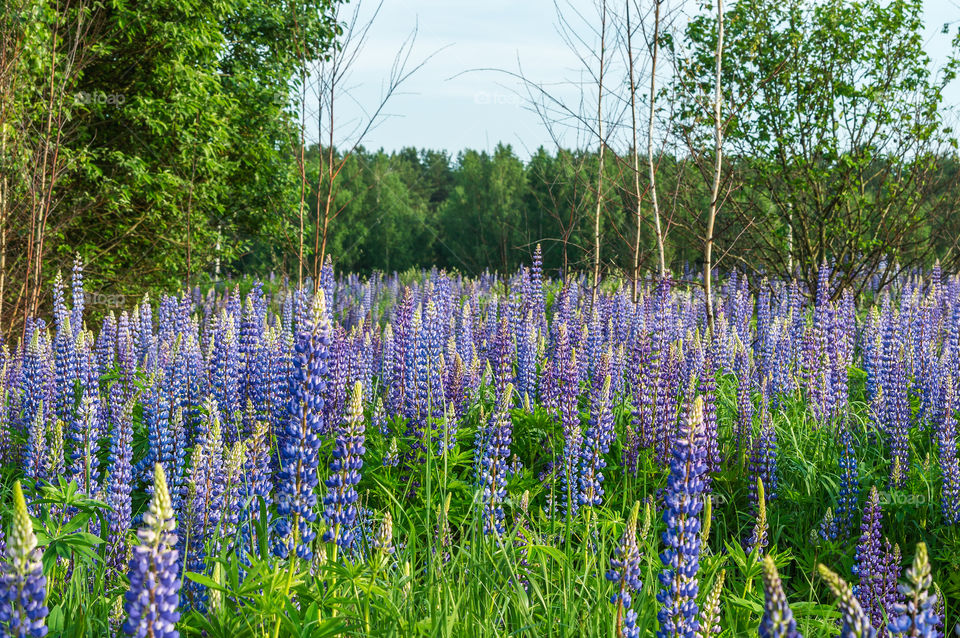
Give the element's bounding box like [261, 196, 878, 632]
[315, 0, 960, 158]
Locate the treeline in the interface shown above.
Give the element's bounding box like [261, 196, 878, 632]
[313, 143, 960, 282]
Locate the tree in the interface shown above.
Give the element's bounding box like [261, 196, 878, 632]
[676, 0, 960, 294]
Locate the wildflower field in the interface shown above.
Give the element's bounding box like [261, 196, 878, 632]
[0, 249, 953, 637]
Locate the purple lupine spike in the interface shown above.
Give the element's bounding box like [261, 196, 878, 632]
[656, 397, 708, 638]
[323, 381, 366, 549]
[750, 399, 778, 504]
[557, 326, 582, 518]
[22, 329, 51, 483]
[182, 400, 225, 610]
[0, 482, 49, 637]
[759, 555, 802, 638]
[699, 353, 720, 475]
[854, 487, 900, 633]
[239, 296, 267, 438]
[629, 328, 655, 456]
[516, 310, 538, 408]
[274, 291, 330, 560]
[480, 384, 514, 536]
[607, 502, 643, 638]
[579, 349, 613, 508]
[106, 389, 134, 577]
[122, 464, 181, 638]
[936, 377, 960, 524]
[835, 422, 860, 537]
[886, 352, 910, 489]
[654, 345, 680, 465]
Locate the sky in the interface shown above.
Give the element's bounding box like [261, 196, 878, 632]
[308, 0, 960, 159]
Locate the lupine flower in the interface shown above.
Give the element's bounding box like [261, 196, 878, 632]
[106, 391, 135, 577]
[695, 569, 724, 638]
[656, 396, 708, 638]
[372, 511, 395, 560]
[836, 422, 860, 536]
[759, 556, 801, 638]
[935, 380, 960, 524]
[580, 366, 613, 508]
[745, 478, 769, 557]
[0, 482, 48, 637]
[274, 291, 330, 559]
[480, 384, 514, 536]
[854, 486, 895, 632]
[607, 501, 643, 638]
[123, 464, 181, 638]
[818, 564, 877, 638]
[323, 381, 366, 549]
[887, 542, 937, 637]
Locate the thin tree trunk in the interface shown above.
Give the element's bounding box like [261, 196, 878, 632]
[592, 0, 607, 306]
[647, 0, 665, 280]
[704, 0, 724, 334]
[627, 0, 641, 302]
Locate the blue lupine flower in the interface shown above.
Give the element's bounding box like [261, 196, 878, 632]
[323, 381, 366, 548]
[0, 481, 48, 637]
[836, 423, 860, 536]
[480, 384, 514, 536]
[759, 556, 802, 638]
[274, 291, 330, 559]
[607, 502, 643, 638]
[123, 464, 181, 638]
[106, 389, 135, 577]
[887, 542, 938, 637]
[656, 397, 708, 638]
[580, 356, 613, 509]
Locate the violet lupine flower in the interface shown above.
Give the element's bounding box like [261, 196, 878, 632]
[699, 355, 720, 476]
[734, 341, 753, 459]
[182, 403, 225, 610]
[106, 389, 135, 577]
[654, 346, 680, 465]
[22, 330, 50, 483]
[557, 326, 582, 518]
[750, 406, 778, 504]
[656, 397, 708, 638]
[607, 502, 643, 638]
[516, 310, 538, 408]
[274, 291, 330, 560]
[480, 384, 514, 536]
[123, 463, 181, 638]
[323, 381, 366, 549]
[887, 542, 938, 637]
[836, 423, 860, 536]
[936, 380, 960, 524]
[818, 564, 877, 638]
[759, 556, 802, 638]
[580, 361, 613, 509]
[853, 487, 892, 633]
[886, 353, 910, 489]
[0, 482, 48, 637]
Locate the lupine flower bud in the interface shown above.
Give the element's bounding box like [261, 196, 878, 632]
[123, 463, 181, 638]
[759, 556, 802, 638]
[0, 482, 48, 637]
[818, 564, 877, 638]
